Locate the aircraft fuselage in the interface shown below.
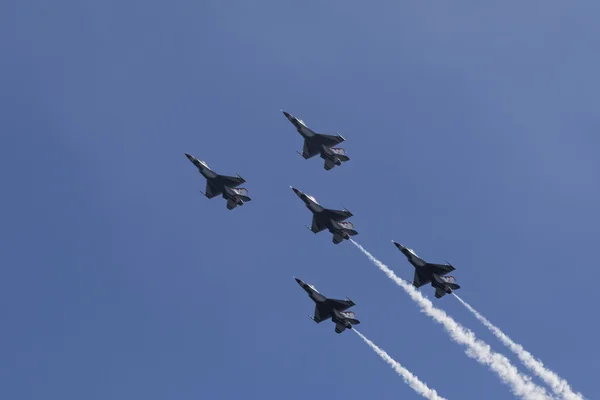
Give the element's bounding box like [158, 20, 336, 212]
[308, 202, 325, 213]
[185, 153, 217, 179]
[295, 278, 326, 303]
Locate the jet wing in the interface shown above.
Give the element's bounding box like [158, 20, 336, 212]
[316, 133, 345, 147]
[427, 263, 455, 276]
[205, 181, 222, 199]
[302, 140, 321, 159]
[412, 270, 432, 288]
[326, 298, 354, 312]
[311, 215, 327, 233]
[303, 134, 345, 158]
[312, 298, 354, 323]
[413, 263, 454, 287]
[216, 174, 245, 188]
[312, 304, 332, 323]
[326, 208, 353, 221]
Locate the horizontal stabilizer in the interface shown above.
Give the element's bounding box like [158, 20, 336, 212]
[335, 322, 347, 334]
[435, 287, 447, 299]
[226, 198, 240, 210]
[332, 233, 346, 244]
[324, 159, 338, 170]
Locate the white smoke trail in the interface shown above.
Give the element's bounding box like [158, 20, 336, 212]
[350, 239, 552, 400]
[353, 329, 447, 400]
[453, 294, 584, 400]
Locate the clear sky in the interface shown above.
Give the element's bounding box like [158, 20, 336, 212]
[2, 1, 599, 399]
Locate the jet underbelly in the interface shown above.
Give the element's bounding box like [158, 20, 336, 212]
[298, 125, 314, 137]
[310, 293, 326, 303]
[308, 203, 324, 213]
[410, 256, 426, 267]
[201, 169, 217, 179]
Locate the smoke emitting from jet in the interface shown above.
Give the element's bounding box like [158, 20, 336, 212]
[350, 240, 552, 400]
[453, 294, 584, 400]
[353, 329, 447, 400]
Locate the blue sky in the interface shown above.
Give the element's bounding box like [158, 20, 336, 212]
[2, 1, 599, 399]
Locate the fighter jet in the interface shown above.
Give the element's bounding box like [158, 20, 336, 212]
[295, 277, 360, 334]
[282, 110, 349, 171]
[185, 153, 251, 210]
[291, 187, 357, 244]
[393, 241, 461, 299]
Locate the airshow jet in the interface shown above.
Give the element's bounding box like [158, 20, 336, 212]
[291, 187, 357, 244]
[185, 153, 251, 210]
[393, 241, 461, 299]
[295, 277, 360, 334]
[282, 110, 349, 171]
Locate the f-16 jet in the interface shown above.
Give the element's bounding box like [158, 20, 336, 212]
[295, 277, 360, 334]
[185, 153, 251, 210]
[282, 110, 349, 171]
[291, 187, 357, 244]
[393, 241, 460, 299]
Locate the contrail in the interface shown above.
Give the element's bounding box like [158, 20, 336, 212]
[453, 294, 584, 400]
[353, 328, 447, 400]
[350, 239, 552, 400]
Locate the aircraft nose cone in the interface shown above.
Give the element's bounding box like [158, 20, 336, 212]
[290, 186, 301, 196]
[282, 110, 291, 119]
[392, 241, 404, 250]
[294, 277, 304, 286]
[185, 153, 193, 161]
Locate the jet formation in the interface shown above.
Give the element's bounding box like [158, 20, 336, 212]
[185, 110, 461, 336]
